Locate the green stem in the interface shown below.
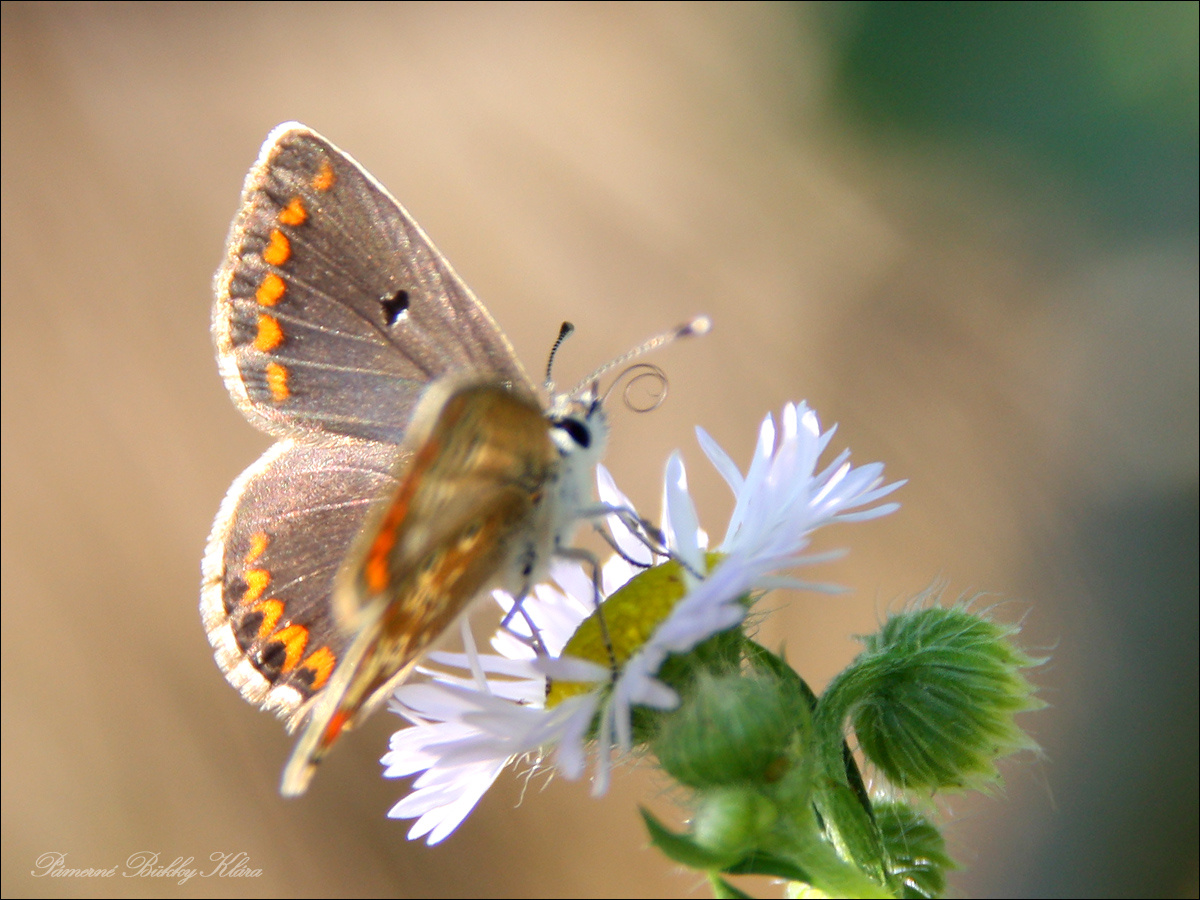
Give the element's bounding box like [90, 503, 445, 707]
[811, 664, 892, 887]
[764, 799, 892, 899]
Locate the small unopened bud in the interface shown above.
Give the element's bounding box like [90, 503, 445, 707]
[654, 672, 801, 788]
[691, 786, 778, 862]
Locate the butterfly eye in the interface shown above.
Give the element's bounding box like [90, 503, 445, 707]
[555, 417, 592, 449]
[380, 289, 410, 325]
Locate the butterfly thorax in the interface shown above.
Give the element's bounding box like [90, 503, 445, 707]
[314, 381, 604, 713]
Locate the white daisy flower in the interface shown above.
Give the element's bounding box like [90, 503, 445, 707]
[382, 401, 901, 843]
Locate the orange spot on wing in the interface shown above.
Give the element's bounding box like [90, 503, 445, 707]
[300, 646, 336, 691]
[265, 362, 290, 402]
[243, 568, 270, 604]
[361, 433, 445, 594]
[364, 501, 406, 594]
[278, 197, 308, 226]
[254, 314, 284, 352]
[254, 598, 285, 639]
[244, 531, 269, 564]
[321, 709, 350, 749]
[263, 229, 290, 266]
[312, 159, 336, 192]
[256, 272, 285, 306]
[272, 624, 309, 672]
[364, 557, 389, 595]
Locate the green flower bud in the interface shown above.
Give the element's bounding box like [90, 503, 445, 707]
[655, 672, 801, 788]
[691, 785, 779, 863]
[844, 603, 1044, 792]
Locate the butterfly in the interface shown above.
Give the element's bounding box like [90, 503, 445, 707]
[200, 123, 705, 797]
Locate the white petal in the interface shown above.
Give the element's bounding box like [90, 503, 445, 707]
[696, 425, 744, 495]
[663, 453, 705, 573]
[596, 465, 657, 566]
[535, 654, 610, 683]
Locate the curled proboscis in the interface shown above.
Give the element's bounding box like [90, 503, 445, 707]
[605, 363, 668, 414]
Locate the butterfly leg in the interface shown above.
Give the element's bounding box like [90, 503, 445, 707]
[552, 546, 618, 679]
[596, 525, 655, 570]
[584, 503, 669, 558]
[496, 590, 549, 658]
[590, 503, 710, 581]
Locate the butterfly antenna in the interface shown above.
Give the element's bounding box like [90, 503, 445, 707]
[545, 321, 575, 393]
[569, 315, 711, 400]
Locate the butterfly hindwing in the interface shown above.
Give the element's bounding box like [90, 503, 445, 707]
[201, 436, 401, 725]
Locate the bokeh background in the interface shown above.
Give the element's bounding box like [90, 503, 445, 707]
[3, 3, 1196, 897]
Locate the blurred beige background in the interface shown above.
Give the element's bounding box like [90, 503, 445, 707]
[3, 3, 1196, 897]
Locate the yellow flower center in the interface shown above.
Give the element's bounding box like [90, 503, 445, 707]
[545, 554, 724, 706]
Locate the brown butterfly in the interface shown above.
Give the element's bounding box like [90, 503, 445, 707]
[202, 123, 705, 795]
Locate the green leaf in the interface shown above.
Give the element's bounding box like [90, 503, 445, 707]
[724, 851, 813, 883]
[639, 807, 742, 870]
[876, 801, 955, 899]
[709, 874, 754, 899]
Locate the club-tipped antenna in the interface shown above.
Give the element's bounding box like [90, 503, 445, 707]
[544, 321, 576, 392]
[568, 315, 711, 400]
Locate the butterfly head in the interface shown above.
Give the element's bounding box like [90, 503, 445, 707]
[541, 313, 710, 466]
[542, 386, 608, 524]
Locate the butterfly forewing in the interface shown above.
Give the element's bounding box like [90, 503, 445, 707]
[213, 122, 534, 444]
